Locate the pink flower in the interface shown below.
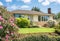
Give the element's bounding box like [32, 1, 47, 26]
[6, 34, 9, 39]
[10, 21, 13, 23]
[2, 19, 5, 23]
[9, 17, 14, 23]
[11, 23, 15, 26]
[0, 16, 2, 18]
[5, 34, 9, 41]
[6, 39, 9, 41]
[1, 37, 5, 41]
[11, 32, 14, 35]
[0, 16, 3, 21]
[0, 26, 3, 29]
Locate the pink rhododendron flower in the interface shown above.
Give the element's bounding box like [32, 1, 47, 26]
[0, 25, 3, 29]
[6, 39, 9, 41]
[9, 17, 14, 23]
[6, 34, 9, 41]
[11, 23, 15, 26]
[0, 16, 4, 21]
[11, 32, 14, 35]
[1, 37, 5, 41]
[2, 19, 5, 23]
[10, 20, 13, 23]
[0, 16, 2, 18]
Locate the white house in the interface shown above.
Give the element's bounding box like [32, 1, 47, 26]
[11, 8, 55, 26]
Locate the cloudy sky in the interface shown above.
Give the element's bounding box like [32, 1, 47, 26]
[0, 0, 60, 14]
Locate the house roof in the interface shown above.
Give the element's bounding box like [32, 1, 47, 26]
[11, 10, 55, 16]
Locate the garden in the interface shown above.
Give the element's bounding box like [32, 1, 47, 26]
[14, 17, 60, 41]
[0, 6, 60, 41]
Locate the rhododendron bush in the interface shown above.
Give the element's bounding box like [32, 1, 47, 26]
[0, 15, 18, 41]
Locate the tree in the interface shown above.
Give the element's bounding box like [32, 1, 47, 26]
[31, 7, 40, 12]
[57, 12, 60, 19]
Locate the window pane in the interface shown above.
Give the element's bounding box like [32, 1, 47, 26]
[14, 13, 21, 18]
[38, 16, 41, 21]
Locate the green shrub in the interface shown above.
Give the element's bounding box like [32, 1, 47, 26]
[47, 20, 55, 28]
[55, 21, 60, 35]
[19, 35, 56, 41]
[54, 21, 60, 29]
[56, 25, 60, 29]
[16, 18, 30, 28]
[55, 29, 60, 35]
[56, 37, 60, 41]
[58, 22, 60, 25]
[12, 39, 21, 41]
[12, 35, 60, 41]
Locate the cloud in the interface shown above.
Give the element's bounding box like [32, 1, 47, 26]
[5, 0, 12, 2]
[38, 0, 43, 2]
[56, 0, 60, 4]
[21, 0, 31, 3]
[42, 0, 50, 6]
[48, 0, 56, 2]
[48, 0, 60, 3]
[38, 0, 60, 6]
[20, 5, 29, 9]
[7, 5, 18, 11]
[7, 5, 30, 11]
[0, 2, 3, 6]
[10, 5, 17, 10]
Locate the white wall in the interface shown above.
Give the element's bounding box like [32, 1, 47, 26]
[24, 15, 28, 18]
[48, 15, 53, 21]
[33, 15, 38, 22]
[28, 15, 33, 21]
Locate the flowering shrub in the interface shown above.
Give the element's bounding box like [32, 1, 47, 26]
[47, 20, 55, 28]
[0, 15, 18, 41]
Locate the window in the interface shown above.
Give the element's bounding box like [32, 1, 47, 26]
[43, 16, 48, 21]
[14, 14, 21, 18]
[38, 16, 48, 21]
[14, 13, 25, 18]
[38, 16, 41, 21]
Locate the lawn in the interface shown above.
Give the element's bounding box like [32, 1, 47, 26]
[18, 27, 55, 34]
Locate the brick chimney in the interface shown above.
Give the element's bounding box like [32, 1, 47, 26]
[48, 8, 51, 14]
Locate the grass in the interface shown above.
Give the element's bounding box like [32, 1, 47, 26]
[18, 27, 55, 34]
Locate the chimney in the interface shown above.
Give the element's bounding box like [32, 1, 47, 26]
[48, 8, 51, 14]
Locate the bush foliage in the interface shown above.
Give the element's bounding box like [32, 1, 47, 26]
[47, 20, 55, 28]
[0, 15, 19, 41]
[0, 6, 18, 41]
[16, 18, 30, 28]
[55, 21, 60, 35]
[12, 35, 60, 41]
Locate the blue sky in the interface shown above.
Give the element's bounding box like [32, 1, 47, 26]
[0, 0, 60, 14]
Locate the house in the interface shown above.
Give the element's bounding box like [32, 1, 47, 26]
[11, 8, 55, 26]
